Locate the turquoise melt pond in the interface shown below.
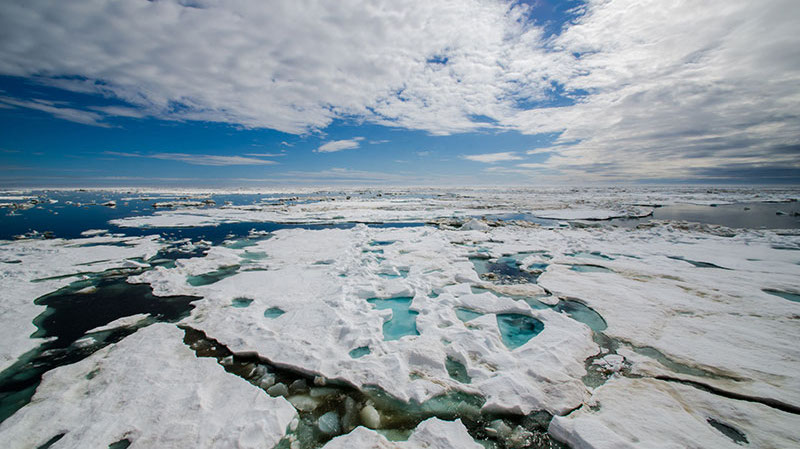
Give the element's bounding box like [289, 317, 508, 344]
[367, 297, 419, 340]
[496, 313, 544, 350]
[264, 307, 285, 318]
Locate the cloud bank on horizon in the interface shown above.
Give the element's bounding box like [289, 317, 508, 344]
[0, 0, 798, 184]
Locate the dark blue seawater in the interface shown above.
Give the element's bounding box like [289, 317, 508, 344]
[610, 201, 800, 229]
[0, 191, 424, 242]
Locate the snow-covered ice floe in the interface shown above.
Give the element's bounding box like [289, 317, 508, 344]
[0, 323, 297, 448]
[128, 219, 799, 446]
[0, 234, 164, 372]
[550, 376, 799, 448]
[133, 225, 598, 415]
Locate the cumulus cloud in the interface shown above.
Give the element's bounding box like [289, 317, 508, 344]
[503, 0, 800, 180]
[0, 0, 798, 180]
[105, 151, 277, 166]
[316, 137, 365, 153]
[463, 152, 523, 163]
[0, 0, 557, 135]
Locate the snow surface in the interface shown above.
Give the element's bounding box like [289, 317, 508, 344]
[0, 323, 297, 449]
[0, 234, 164, 372]
[524, 225, 800, 407]
[129, 218, 800, 446]
[132, 225, 597, 415]
[85, 313, 151, 334]
[550, 376, 799, 448]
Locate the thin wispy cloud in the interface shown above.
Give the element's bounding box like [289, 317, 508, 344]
[516, 163, 548, 169]
[88, 105, 146, 119]
[0, 96, 110, 127]
[105, 151, 278, 166]
[316, 137, 365, 153]
[244, 153, 287, 157]
[463, 152, 523, 163]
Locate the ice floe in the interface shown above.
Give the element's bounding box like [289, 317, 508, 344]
[84, 313, 151, 334]
[550, 377, 799, 448]
[0, 234, 163, 372]
[527, 226, 800, 409]
[130, 225, 597, 415]
[0, 323, 297, 448]
[322, 417, 482, 449]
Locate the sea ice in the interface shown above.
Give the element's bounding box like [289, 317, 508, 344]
[5, 187, 794, 447]
[0, 235, 164, 372]
[321, 417, 482, 449]
[549, 377, 799, 448]
[528, 226, 800, 408]
[132, 225, 597, 415]
[0, 324, 297, 448]
[107, 186, 799, 229]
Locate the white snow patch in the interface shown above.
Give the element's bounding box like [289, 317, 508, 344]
[79, 229, 109, 237]
[85, 313, 151, 334]
[0, 323, 297, 449]
[550, 377, 799, 449]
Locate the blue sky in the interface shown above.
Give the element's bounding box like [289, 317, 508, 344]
[0, 0, 798, 187]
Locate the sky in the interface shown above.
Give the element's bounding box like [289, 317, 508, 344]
[0, 0, 798, 187]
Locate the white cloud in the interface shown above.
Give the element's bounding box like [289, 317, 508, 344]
[463, 152, 523, 163]
[0, 96, 110, 127]
[89, 105, 147, 119]
[525, 148, 554, 156]
[516, 163, 548, 169]
[244, 152, 287, 157]
[502, 0, 800, 180]
[316, 137, 365, 153]
[104, 151, 277, 166]
[0, 0, 798, 180]
[0, 0, 557, 135]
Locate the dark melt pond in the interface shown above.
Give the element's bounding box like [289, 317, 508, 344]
[470, 252, 546, 284]
[612, 201, 800, 229]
